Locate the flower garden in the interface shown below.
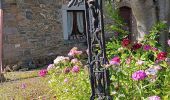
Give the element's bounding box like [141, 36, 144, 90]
[36, 22, 170, 100]
[1, 3, 170, 100]
[1, 23, 169, 100]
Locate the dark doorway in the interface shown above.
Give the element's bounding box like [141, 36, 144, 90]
[119, 6, 132, 33]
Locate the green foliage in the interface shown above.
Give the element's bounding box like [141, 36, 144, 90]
[48, 70, 90, 100]
[143, 22, 168, 48]
[47, 48, 91, 100]
[106, 22, 170, 99]
[105, 3, 129, 40]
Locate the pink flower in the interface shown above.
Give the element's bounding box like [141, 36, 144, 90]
[148, 96, 161, 100]
[132, 70, 147, 81]
[68, 47, 82, 57]
[47, 64, 54, 71]
[39, 69, 48, 77]
[21, 83, 26, 89]
[64, 78, 69, 83]
[110, 56, 121, 65]
[143, 45, 151, 51]
[72, 66, 80, 73]
[167, 39, 170, 46]
[126, 57, 131, 65]
[71, 58, 79, 64]
[151, 47, 158, 51]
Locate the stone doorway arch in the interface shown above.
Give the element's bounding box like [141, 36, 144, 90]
[119, 6, 132, 32]
[119, 6, 137, 41]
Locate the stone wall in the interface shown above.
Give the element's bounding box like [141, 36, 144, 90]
[2, 0, 87, 67]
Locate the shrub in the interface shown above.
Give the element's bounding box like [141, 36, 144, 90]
[106, 22, 170, 100]
[47, 47, 91, 100]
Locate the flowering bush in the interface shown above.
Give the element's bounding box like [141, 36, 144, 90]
[46, 47, 90, 100]
[106, 22, 170, 99]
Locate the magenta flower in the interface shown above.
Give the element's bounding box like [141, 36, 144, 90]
[39, 69, 48, 77]
[167, 39, 170, 46]
[72, 66, 80, 73]
[143, 45, 151, 51]
[132, 70, 147, 81]
[148, 96, 161, 100]
[110, 56, 121, 65]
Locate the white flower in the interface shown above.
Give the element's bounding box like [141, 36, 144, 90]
[54, 56, 69, 64]
[47, 64, 55, 71]
[111, 91, 117, 95]
[136, 60, 145, 65]
[118, 47, 124, 52]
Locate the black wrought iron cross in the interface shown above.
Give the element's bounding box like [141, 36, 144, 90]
[68, 0, 111, 99]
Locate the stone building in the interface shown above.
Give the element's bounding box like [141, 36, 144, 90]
[0, 0, 169, 69]
[1, 0, 88, 68]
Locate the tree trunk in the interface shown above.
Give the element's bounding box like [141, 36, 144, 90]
[130, 0, 157, 40]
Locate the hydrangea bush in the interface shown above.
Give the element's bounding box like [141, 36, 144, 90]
[40, 47, 90, 100]
[106, 22, 170, 100]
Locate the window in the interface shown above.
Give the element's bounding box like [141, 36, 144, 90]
[67, 10, 86, 40]
[62, 2, 86, 42]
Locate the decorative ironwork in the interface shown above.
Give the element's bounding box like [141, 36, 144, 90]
[68, 0, 84, 7]
[68, 0, 111, 99]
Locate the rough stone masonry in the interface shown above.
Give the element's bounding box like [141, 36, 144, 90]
[2, 0, 86, 69]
